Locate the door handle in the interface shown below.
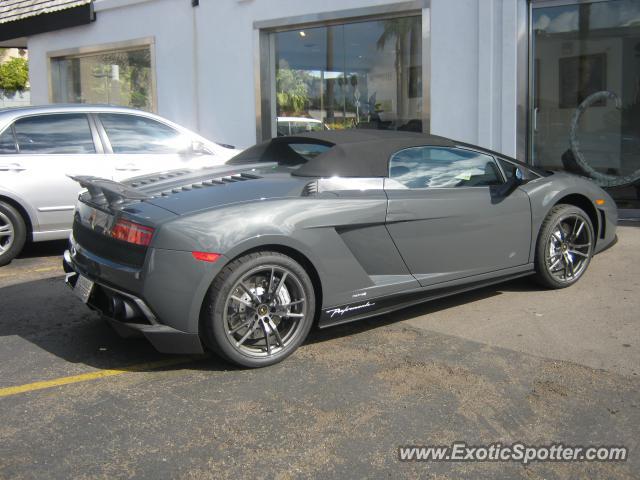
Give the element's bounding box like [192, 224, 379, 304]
[115, 163, 141, 171]
[0, 162, 26, 172]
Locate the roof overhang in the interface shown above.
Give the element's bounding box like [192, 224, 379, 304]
[0, 2, 95, 42]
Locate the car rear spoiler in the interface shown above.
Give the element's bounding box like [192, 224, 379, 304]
[69, 175, 150, 208]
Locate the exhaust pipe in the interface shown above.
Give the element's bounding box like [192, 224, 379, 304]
[110, 296, 139, 321]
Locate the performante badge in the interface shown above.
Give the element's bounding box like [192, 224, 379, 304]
[325, 301, 375, 319]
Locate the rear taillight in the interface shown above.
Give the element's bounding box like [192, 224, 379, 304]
[111, 219, 155, 247]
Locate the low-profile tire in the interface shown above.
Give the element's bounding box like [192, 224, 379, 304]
[533, 204, 594, 289]
[202, 251, 316, 368]
[0, 201, 27, 267]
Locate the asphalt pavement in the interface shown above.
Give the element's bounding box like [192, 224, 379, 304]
[0, 228, 638, 479]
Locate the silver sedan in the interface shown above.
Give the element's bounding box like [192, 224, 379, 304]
[0, 105, 240, 265]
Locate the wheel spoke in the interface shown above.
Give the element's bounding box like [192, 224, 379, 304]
[268, 319, 284, 347]
[569, 242, 591, 249]
[230, 295, 254, 310]
[566, 255, 575, 277]
[0, 225, 11, 236]
[238, 282, 261, 305]
[260, 320, 271, 355]
[572, 220, 585, 240]
[568, 249, 589, 258]
[267, 267, 276, 297]
[278, 298, 305, 308]
[275, 272, 288, 295]
[282, 312, 305, 318]
[228, 318, 253, 335]
[549, 258, 562, 271]
[236, 321, 258, 346]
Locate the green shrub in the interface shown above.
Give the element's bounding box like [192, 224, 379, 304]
[0, 57, 29, 92]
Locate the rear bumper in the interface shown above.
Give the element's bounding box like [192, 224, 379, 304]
[63, 249, 205, 355]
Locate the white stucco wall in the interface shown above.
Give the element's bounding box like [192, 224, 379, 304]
[431, 0, 520, 157]
[27, 0, 199, 130]
[25, 0, 523, 155]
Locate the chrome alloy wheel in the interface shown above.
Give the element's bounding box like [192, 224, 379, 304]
[0, 211, 14, 255]
[545, 214, 593, 283]
[223, 265, 308, 358]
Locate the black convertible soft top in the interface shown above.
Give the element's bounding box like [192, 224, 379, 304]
[228, 130, 456, 178]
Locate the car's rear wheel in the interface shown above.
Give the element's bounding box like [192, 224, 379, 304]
[533, 204, 594, 289]
[203, 251, 315, 367]
[0, 201, 26, 267]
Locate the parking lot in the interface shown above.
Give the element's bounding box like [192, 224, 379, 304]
[1, 226, 639, 479]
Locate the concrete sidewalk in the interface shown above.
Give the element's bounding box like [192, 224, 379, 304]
[403, 225, 640, 377]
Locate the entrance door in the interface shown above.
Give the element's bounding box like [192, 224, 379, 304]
[530, 0, 640, 211]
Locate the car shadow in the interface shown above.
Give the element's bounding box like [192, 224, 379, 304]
[306, 276, 537, 344]
[0, 276, 232, 374]
[0, 274, 541, 373]
[17, 239, 68, 259]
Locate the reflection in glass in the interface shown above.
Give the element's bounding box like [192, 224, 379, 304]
[390, 147, 501, 188]
[13, 114, 95, 154]
[0, 127, 17, 154]
[98, 113, 186, 154]
[51, 48, 153, 111]
[273, 16, 423, 134]
[532, 0, 640, 208]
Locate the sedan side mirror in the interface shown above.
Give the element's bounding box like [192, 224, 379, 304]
[180, 140, 211, 156]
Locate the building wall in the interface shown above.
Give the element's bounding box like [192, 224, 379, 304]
[431, 0, 521, 157]
[26, 0, 523, 155]
[28, 0, 198, 130]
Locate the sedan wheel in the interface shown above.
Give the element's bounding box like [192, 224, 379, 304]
[0, 202, 27, 267]
[534, 204, 594, 289]
[204, 252, 315, 367]
[0, 211, 15, 255]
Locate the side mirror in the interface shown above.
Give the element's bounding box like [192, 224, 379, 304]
[184, 140, 211, 156]
[492, 167, 526, 198]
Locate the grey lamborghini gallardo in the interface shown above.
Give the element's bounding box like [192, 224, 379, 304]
[63, 131, 617, 367]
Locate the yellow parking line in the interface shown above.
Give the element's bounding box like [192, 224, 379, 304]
[0, 266, 60, 278]
[0, 356, 205, 398]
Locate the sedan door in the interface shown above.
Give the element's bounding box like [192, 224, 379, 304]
[95, 113, 218, 179]
[0, 113, 111, 235]
[384, 146, 531, 287]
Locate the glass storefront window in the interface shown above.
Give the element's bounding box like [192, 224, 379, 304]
[50, 47, 154, 111]
[271, 16, 423, 136]
[532, 0, 640, 209]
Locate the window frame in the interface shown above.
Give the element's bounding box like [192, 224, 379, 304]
[387, 145, 508, 190]
[47, 37, 157, 113]
[5, 112, 103, 156]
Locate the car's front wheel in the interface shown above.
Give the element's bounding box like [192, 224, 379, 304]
[203, 251, 316, 367]
[533, 204, 594, 289]
[0, 201, 27, 267]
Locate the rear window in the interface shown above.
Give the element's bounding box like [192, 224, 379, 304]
[99, 113, 186, 154]
[288, 143, 330, 160]
[228, 140, 333, 166]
